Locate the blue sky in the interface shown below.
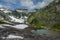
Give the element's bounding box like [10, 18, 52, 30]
[0, 0, 53, 10]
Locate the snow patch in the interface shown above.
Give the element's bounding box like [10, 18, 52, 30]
[24, 16, 28, 19]
[1, 24, 12, 27]
[9, 16, 24, 23]
[3, 10, 12, 13]
[2, 35, 24, 39]
[0, 25, 5, 28]
[0, 8, 4, 11]
[12, 24, 28, 29]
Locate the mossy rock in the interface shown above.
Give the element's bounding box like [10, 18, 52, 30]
[0, 21, 8, 24]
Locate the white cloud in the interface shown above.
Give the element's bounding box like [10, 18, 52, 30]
[0, 0, 18, 9]
[4, 0, 18, 8]
[43, 0, 54, 4]
[20, 0, 35, 9]
[20, 0, 54, 10]
[0, 5, 7, 8]
[0, 0, 54, 10]
[4, 0, 17, 4]
[35, 2, 46, 9]
[0, 4, 11, 9]
[0, 5, 3, 7]
[35, 0, 54, 9]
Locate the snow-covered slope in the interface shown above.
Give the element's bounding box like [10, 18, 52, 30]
[9, 16, 25, 23]
[3, 10, 12, 13]
[0, 6, 28, 23]
[0, 6, 12, 13]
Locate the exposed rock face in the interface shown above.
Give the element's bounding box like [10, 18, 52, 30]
[0, 11, 11, 21]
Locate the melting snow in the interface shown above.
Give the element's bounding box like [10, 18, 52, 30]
[3, 10, 11, 13]
[0, 24, 28, 29]
[9, 16, 24, 23]
[0, 25, 5, 28]
[2, 34, 24, 39]
[12, 24, 28, 29]
[1, 24, 12, 26]
[0, 24, 12, 28]
[24, 16, 28, 19]
[0, 8, 4, 11]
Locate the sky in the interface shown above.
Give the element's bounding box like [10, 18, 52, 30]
[0, 0, 54, 10]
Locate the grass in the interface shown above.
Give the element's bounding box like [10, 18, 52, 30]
[0, 20, 8, 24]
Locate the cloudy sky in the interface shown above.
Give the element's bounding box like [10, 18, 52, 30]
[0, 0, 53, 10]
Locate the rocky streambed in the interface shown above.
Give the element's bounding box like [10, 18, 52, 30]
[0, 24, 60, 40]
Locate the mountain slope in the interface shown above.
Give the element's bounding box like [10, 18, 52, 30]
[27, 0, 60, 30]
[0, 7, 29, 24]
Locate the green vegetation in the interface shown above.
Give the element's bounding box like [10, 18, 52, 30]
[27, 0, 60, 30]
[0, 20, 8, 24]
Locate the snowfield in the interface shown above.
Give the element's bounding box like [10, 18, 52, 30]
[9, 16, 25, 23]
